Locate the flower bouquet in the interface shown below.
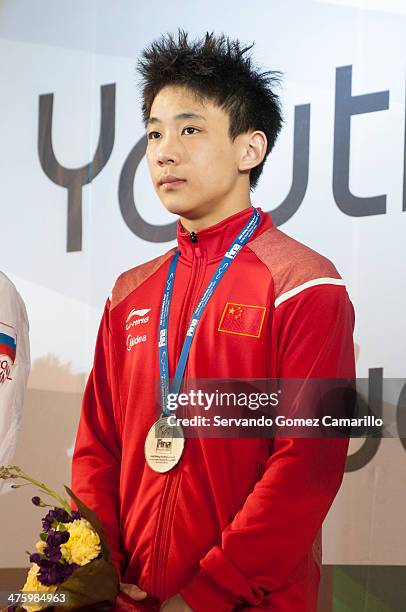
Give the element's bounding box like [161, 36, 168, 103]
[0, 465, 119, 612]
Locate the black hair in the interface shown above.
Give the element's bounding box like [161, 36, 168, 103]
[136, 28, 284, 191]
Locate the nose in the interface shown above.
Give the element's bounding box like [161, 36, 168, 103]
[154, 133, 181, 166]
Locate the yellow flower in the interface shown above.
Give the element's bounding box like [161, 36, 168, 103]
[21, 563, 57, 611]
[35, 540, 46, 554]
[59, 518, 101, 566]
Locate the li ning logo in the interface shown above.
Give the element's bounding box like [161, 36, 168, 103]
[125, 308, 151, 331]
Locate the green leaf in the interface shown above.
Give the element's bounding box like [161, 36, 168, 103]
[40, 531, 48, 541]
[64, 486, 111, 562]
[55, 557, 119, 610]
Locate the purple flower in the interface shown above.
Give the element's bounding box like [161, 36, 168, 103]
[29, 552, 42, 564]
[60, 561, 79, 581]
[42, 509, 56, 532]
[46, 530, 59, 546]
[31, 496, 41, 506]
[44, 545, 62, 562]
[36, 558, 78, 586]
[37, 559, 60, 585]
[40, 528, 70, 562]
[46, 529, 70, 546]
[41, 507, 71, 531]
[71, 510, 81, 520]
[53, 507, 71, 523]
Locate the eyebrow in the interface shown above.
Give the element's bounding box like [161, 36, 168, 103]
[147, 112, 207, 126]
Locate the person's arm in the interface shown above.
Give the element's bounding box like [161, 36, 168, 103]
[177, 284, 355, 611]
[70, 298, 125, 581]
[0, 274, 30, 484]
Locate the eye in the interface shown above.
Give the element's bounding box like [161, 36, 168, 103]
[182, 127, 199, 135]
[147, 127, 200, 140]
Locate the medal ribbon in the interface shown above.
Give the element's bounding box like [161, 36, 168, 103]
[158, 207, 260, 417]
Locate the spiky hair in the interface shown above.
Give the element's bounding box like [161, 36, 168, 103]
[137, 28, 284, 191]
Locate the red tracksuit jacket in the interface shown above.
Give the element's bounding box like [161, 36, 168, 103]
[71, 206, 355, 611]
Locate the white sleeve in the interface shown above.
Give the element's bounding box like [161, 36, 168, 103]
[0, 272, 31, 488]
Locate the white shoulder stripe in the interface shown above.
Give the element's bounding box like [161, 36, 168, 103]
[274, 277, 346, 309]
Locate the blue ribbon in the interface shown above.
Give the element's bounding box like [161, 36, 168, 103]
[158, 207, 260, 417]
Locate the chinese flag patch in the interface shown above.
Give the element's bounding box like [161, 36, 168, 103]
[218, 302, 266, 338]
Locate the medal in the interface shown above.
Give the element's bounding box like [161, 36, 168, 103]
[145, 207, 261, 472]
[144, 416, 185, 473]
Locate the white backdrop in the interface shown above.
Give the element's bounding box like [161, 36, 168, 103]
[0, 0, 405, 567]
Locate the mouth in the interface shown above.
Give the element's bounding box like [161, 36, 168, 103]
[159, 179, 187, 189]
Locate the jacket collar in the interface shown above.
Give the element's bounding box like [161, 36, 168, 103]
[177, 205, 272, 263]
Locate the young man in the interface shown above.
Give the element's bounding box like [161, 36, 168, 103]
[71, 30, 355, 611]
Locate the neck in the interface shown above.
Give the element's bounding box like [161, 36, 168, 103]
[179, 200, 252, 233]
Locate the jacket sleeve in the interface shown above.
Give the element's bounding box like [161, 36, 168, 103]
[180, 284, 356, 611]
[70, 298, 125, 581]
[0, 275, 30, 485]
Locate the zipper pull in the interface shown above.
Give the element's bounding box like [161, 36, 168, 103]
[189, 231, 201, 257]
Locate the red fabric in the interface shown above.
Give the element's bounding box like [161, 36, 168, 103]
[113, 592, 152, 611]
[218, 302, 266, 337]
[71, 207, 355, 611]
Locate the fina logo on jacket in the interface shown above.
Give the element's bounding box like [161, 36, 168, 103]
[125, 308, 151, 330]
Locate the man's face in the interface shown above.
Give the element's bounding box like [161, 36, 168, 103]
[146, 85, 247, 220]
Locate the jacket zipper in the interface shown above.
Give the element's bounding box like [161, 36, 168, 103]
[150, 233, 204, 602]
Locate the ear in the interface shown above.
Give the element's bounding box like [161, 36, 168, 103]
[238, 131, 268, 172]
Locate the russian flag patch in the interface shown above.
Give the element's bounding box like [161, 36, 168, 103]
[0, 322, 17, 363]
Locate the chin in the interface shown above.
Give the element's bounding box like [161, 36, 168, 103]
[161, 199, 198, 218]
